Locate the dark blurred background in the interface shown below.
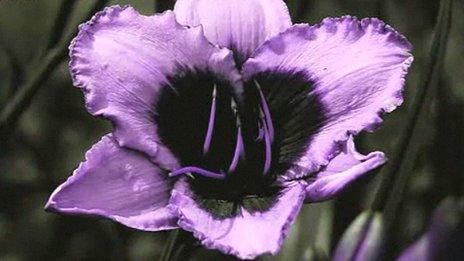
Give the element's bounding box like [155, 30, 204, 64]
[0, 0, 463, 260]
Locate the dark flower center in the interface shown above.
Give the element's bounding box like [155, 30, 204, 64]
[155, 69, 325, 219]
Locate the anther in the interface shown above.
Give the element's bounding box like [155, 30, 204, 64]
[256, 122, 264, 141]
[255, 80, 274, 143]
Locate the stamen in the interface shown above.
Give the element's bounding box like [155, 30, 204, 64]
[170, 166, 226, 179]
[202, 85, 217, 154]
[228, 99, 245, 173]
[261, 110, 272, 175]
[255, 80, 274, 143]
[255, 122, 264, 141]
[228, 126, 244, 173]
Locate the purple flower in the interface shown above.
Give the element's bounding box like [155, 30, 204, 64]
[397, 197, 464, 261]
[45, 1, 413, 259]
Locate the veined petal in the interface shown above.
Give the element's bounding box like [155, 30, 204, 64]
[173, 0, 291, 64]
[70, 5, 240, 170]
[45, 134, 176, 231]
[169, 179, 306, 260]
[305, 136, 386, 202]
[243, 16, 412, 178]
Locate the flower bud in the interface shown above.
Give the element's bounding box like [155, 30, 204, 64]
[397, 197, 464, 261]
[333, 211, 385, 261]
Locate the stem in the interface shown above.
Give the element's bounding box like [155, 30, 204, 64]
[0, 48, 65, 135]
[45, 0, 77, 51]
[0, 0, 109, 137]
[434, 80, 464, 198]
[0, 42, 24, 99]
[160, 230, 198, 261]
[369, 2, 452, 259]
[370, 0, 452, 213]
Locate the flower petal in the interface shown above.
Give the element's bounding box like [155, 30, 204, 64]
[173, 0, 291, 64]
[305, 136, 386, 202]
[243, 17, 412, 178]
[45, 134, 176, 231]
[169, 179, 306, 259]
[70, 5, 240, 170]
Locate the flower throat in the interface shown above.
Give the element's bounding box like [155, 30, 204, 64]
[155, 69, 325, 218]
[169, 80, 274, 179]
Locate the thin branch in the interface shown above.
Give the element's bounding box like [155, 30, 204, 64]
[0, 0, 109, 137]
[367, 3, 452, 258]
[45, 0, 77, 51]
[0, 43, 24, 98]
[370, 0, 452, 217]
[160, 230, 198, 261]
[434, 81, 464, 197]
[161, 229, 180, 261]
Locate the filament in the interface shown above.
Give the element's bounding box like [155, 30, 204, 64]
[202, 85, 217, 154]
[228, 126, 244, 173]
[261, 111, 272, 175]
[170, 166, 226, 179]
[228, 99, 245, 173]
